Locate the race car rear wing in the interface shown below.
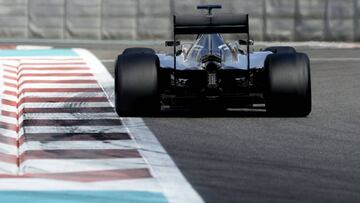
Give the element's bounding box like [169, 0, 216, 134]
[171, 13, 251, 76]
[173, 14, 249, 35]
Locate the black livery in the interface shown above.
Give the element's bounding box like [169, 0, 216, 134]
[114, 5, 311, 117]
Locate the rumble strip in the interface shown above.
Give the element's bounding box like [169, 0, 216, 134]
[0, 48, 203, 203]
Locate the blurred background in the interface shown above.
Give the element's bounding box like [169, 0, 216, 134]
[0, 0, 359, 42]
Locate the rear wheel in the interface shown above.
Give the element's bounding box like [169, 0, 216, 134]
[122, 47, 156, 55]
[114, 50, 160, 116]
[264, 52, 311, 117]
[265, 46, 296, 54]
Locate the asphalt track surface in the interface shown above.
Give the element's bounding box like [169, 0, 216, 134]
[68, 44, 360, 202]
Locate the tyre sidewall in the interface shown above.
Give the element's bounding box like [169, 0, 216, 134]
[265, 53, 311, 116]
[115, 53, 159, 116]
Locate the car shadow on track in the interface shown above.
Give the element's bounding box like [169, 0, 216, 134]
[147, 108, 270, 118]
[139, 107, 310, 118]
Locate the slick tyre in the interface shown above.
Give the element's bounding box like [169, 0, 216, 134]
[115, 51, 160, 116]
[122, 47, 156, 55]
[264, 52, 311, 117]
[265, 46, 296, 54]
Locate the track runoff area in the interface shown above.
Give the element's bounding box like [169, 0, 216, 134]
[0, 48, 203, 203]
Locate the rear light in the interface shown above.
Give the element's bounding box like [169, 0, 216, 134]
[207, 73, 217, 88]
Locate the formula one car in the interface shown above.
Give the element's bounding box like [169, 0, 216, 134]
[114, 5, 311, 117]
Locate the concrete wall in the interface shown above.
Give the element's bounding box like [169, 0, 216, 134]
[0, 0, 359, 41]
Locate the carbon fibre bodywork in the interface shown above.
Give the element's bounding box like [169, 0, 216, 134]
[157, 34, 272, 108]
